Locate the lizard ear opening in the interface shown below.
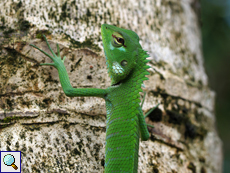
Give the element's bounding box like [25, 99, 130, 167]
[121, 60, 127, 66]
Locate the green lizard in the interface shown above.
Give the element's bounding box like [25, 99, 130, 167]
[30, 24, 158, 172]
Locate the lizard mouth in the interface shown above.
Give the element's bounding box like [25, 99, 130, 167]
[111, 81, 121, 86]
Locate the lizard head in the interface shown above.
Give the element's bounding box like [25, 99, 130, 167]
[101, 24, 142, 86]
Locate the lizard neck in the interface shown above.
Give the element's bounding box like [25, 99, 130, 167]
[121, 48, 150, 97]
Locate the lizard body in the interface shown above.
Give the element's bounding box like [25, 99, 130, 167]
[30, 24, 152, 173]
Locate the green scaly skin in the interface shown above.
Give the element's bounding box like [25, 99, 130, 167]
[30, 24, 153, 173]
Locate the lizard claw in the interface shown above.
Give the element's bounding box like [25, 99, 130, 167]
[30, 43, 55, 61]
[62, 56, 67, 63]
[144, 103, 160, 118]
[146, 124, 154, 128]
[40, 63, 55, 66]
[56, 42, 66, 62]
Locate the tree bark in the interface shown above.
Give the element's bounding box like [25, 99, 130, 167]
[0, 0, 222, 172]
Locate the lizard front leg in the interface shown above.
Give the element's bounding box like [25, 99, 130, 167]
[30, 35, 108, 98]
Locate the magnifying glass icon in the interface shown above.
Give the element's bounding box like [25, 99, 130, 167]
[3, 154, 18, 170]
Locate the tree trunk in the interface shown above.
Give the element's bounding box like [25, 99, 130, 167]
[0, 0, 222, 172]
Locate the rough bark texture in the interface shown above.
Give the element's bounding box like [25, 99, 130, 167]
[0, 0, 222, 172]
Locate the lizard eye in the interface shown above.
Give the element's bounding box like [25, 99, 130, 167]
[121, 60, 127, 66]
[112, 33, 125, 47]
[116, 37, 124, 45]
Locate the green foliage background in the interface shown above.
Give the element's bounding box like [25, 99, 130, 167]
[201, 0, 230, 172]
